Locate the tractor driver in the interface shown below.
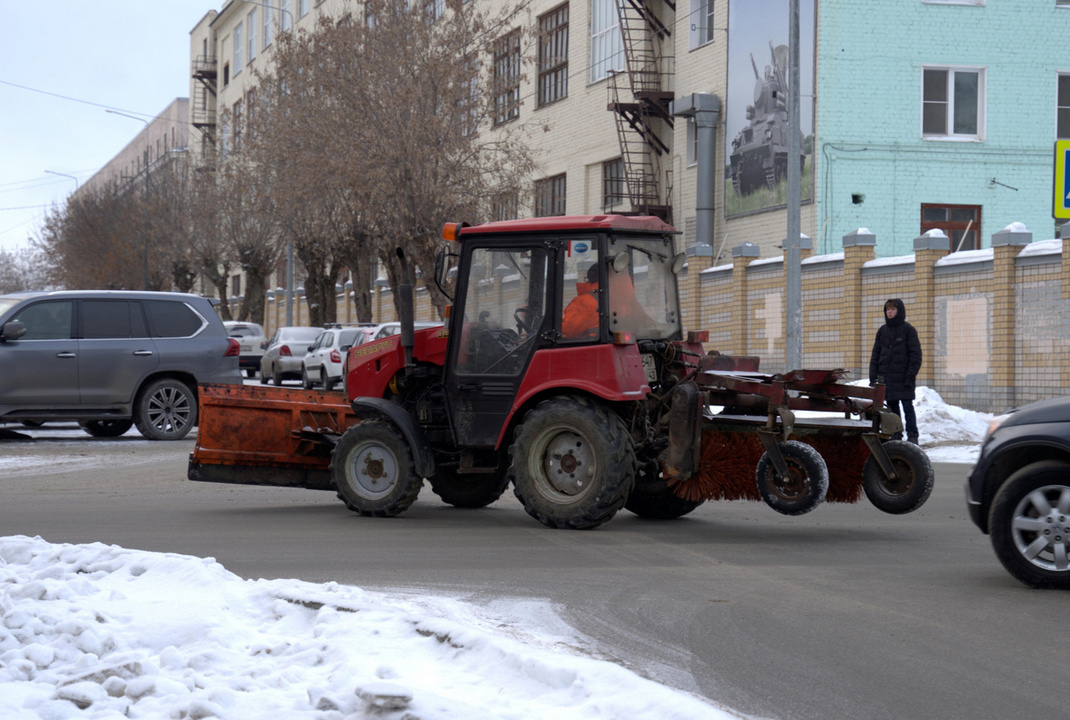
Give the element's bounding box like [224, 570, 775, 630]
[562, 264, 600, 339]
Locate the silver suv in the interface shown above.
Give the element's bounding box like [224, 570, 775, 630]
[0, 291, 243, 440]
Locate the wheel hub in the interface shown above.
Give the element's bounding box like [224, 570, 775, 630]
[543, 432, 594, 496]
[1014, 486, 1070, 571]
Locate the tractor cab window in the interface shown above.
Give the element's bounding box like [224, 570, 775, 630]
[606, 235, 681, 340]
[561, 242, 601, 341]
[456, 246, 548, 376]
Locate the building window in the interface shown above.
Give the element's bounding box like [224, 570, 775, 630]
[492, 29, 521, 126]
[921, 203, 980, 251]
[223, 61, 230, 87]
[232, 100, 243, 151]
[231, 274, 242, 298]
[590, 0, 624, 83]
[282, 0, 292, 31]
[425, 0, 444, 22]
[602, 158, 625, 210]
[263, 0, 274, 48]
[233, 23, 243, 75]
[689, 0, 715, 49]
[1059, 74, 1070, 139]
[922, 66, 984, 140]
[538, 4, 569, 107]
[247, 9, 258, 62]
[535, 174, 567, 217]
[491, 193, 518, 222]
[299, 0, 309, 18]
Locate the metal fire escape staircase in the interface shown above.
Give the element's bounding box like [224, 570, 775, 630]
[191, 56, 218, 165]
[608, 0, 674, 223]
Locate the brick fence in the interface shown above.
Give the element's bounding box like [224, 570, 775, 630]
[248, 223, 1070, 414]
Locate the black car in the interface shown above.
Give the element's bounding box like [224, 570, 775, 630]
[966, 395, 1070, 588]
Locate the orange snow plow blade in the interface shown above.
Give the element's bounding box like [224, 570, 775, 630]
[188, 384, 358, 491]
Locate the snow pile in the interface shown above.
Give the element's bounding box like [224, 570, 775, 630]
[0, 536, 731, 720]
[912, 386, 993, 449]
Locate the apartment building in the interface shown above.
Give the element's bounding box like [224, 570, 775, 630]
[76, 98, 190, 200]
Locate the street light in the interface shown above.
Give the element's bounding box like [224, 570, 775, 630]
[44, 170, 79, 190]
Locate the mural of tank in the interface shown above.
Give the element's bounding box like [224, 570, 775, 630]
[729, 43, 805, 196]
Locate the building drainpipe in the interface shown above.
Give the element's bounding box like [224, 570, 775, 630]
[670, 93, 720, 257]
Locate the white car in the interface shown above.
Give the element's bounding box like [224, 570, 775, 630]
[259, 326, 322, 385]
[302, 326, 370, 391]
[222, 321, 266, 378]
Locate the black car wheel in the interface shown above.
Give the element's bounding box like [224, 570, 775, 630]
[134, 379, 196, 441]
[989, 461, 1070, 589]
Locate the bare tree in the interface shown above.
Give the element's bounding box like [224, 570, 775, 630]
[0, 245, 50, 293]
[247, 0, 538, 321]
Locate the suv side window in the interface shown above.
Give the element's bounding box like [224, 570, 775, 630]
[143, 300, 204, 338]
[12, 301, 73, 340]
[81, 300, 148, 339]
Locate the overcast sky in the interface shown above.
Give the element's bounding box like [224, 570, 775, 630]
[0, 2, 218, 254]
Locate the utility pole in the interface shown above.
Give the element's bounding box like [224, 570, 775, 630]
[785, 0, 803, 370]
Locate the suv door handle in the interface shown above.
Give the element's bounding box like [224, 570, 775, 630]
[133, 350, 154, 356]
[56, 352, 76, 359]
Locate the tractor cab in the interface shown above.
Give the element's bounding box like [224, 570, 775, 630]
[435, 216, 686, 449]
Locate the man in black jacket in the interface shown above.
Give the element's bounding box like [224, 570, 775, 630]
[869, 298, 923, 444]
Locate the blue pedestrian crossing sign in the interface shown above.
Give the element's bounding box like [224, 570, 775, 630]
[1055, 140, 1070, 220]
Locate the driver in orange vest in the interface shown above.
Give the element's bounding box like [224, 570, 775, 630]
[562, 264, 600, 338]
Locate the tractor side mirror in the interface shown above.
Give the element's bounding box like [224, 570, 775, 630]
[611, 251, 630, 274]
[434, 244, 457, 302]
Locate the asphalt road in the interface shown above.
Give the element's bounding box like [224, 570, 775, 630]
[1, 426, 1065, 720]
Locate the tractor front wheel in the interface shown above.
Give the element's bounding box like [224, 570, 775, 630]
[756, 440, 829, 515]
[331, 420, 422, 517]
[509, 396, 635, 529]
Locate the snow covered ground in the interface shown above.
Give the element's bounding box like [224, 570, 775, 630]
[0, 386, 995, 718]
[0, 536, 735, 720]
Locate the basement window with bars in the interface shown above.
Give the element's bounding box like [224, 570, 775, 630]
[535, 174, 567, 217]
[603, 158, 625, 210]
[492, 29, 521, 126]
[537, 4, 569, 108]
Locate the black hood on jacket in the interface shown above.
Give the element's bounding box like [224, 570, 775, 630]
[884, 298, 906, 326]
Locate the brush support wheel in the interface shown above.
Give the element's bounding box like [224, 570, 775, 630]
[861, 440, 933, 514]
[756, 440, 829, 515]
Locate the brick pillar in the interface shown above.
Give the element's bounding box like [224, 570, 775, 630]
[730, 242, 759, 355]
[685, 242, 715, 336]
[991, 224, 1032, 409]
[911, 230, 950, 390]
[842, 229, 876, 378]
[1062, 222, 1070, 300]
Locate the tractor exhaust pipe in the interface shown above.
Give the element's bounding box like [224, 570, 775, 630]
[396, 247, 415, 370]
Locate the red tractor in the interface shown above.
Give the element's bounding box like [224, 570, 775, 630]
[190, 215, 932, 528]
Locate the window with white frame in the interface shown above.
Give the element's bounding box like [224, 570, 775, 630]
[263, 0, 273, 48]
[247, 9, 257, 62]
[1058, 73, 1070, 138]
[299, 0, 309, 18]
[1060, 0, 1070, 7]
[281, 0, 292, 31]
[589, 0, 624, 83]
[922, 66, 984, 140]
[233, 22, 243, 75]
[689, 0, 715, 50]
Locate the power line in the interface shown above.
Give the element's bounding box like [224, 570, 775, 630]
[0, 79, 156, 120]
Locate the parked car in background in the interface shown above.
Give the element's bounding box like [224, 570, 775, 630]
[302, 325, 369, 391]
[966, 395, 1070, 589]
[223, 321, 266, 378]
[259, 326, 322, 385]
[362, 321, 444, 342]
[0, 290, 242, 440]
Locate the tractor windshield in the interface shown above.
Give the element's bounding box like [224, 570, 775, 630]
[606, 234, 681, 341]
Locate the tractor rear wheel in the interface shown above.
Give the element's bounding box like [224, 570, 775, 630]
[862, 440, 933, 514]
[429, 467, 510, 509]
[756, 440, 829, 515]
[331, 420, 422, 517]
[509, 396, 635, 529]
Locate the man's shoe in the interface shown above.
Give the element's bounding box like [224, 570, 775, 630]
[907, 434, 919, 445]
